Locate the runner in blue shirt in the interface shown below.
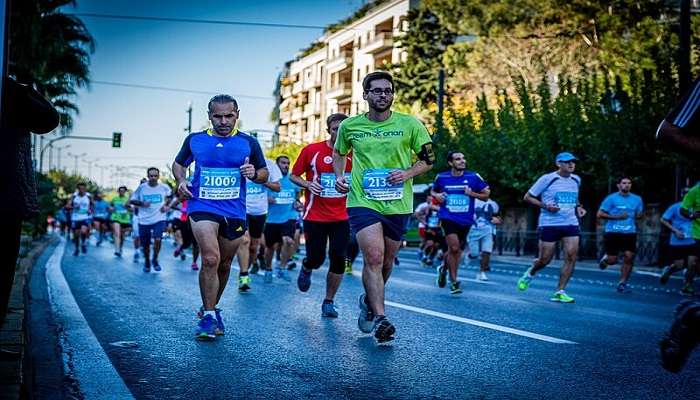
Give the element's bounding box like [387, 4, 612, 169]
[597, 176, 644, 293]
[518, 152, 587, 303]
[431, 151, 489, 295]
[172, 95, 268, 340]
[263, 156, 301, 283]
[92, 192, 110, 246]
[659, 187, 698, 295]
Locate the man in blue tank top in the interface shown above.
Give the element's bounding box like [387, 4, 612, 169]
[172, 95, 268, 340]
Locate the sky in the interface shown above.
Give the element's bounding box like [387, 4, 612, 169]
[45, 0, 366, 187]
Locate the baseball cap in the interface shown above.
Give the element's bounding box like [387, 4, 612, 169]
[555, 152, 578, 163]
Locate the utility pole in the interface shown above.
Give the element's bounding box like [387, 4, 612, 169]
[185, 101, 192, 134]
[56, 145, 70, 171]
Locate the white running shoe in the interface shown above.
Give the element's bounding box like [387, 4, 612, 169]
[476, 272, 489, 281]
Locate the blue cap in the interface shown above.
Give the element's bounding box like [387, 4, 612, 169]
[555, 152, 577, 162]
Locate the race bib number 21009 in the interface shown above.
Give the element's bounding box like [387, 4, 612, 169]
[199, 167, 241, 200]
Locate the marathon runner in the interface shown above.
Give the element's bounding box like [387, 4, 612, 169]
[173, 94, 267, 340]
[660, 187, 698, 295]
[432, 151, 490, 294]
[130, 167, 172, 272]
[468, 198, 502, 281]
[263, 156, 301, 283]
[333, 71, 434, 342]
[518, 152, 587, 303]
[291, 113, 352, 318]
[235, 158, 281, 291]
[92, 192, 110, 246]
[680, 183, 700, 294]
[413, 195, 433, 262]
[415, 195, 443, 268]
[109, 186, 132, 258]
[70, 183, 92, 256]
[597, 176, 644, 293]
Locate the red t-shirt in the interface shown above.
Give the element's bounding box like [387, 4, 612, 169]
[291, 141, 352, 222]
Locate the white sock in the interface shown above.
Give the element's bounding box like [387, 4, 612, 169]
[203, 310, 216, 318]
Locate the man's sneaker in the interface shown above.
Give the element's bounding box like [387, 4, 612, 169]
[450, 281, 463, 295]
[264, 269, 273, 283]
[550, 291, 575, 303]
[152, 259, 161, 272]
[250, 262, 260, 275]
[195, 314, 217, 340]
[238, 275, 251, 292]
[174, 247, 182, 258]
[133, 252, 139, 263]
[191, 262, 199, 271]
[276, 268, 291, 282]
[287, 261, 297, 270]
[394, 257, 400, 266]
[114, 251, 122, 258]
[599, 255, 609, 270]
[476, 271, 489, 281]
[180, 253, 186, 261]
[143, 260, 151, 273]
[322, 301, 339, 318]
[81, 244, 87, 254]
[373, 316, 396, 343]
[617, 282, 632, 293]
[214, 308, 225, 335]
[660, 300, 700, 372]
[681, 284, 696, 296]
[660, 266, 674, 285]
[297, 268, 312, 292]
[73, 248, 79, 256]
[436, 265, 447, 288]
[344, 260, 353, 275]
[357, 294, 374, 333]
[517, 269, 534, 291]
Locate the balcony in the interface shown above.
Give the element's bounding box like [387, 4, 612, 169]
[281, 85, 292, 99]
[292, 81, 303, 95]
[291, 107, 303, 121]
[326, 51, 352, 73]
[362, 32, 393, 54]
[303, 104, 315, 118]
[326, 82, 352, 99]
[280, 110, 291, 124]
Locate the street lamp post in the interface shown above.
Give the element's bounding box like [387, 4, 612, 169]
[56, 145, 70, 171]
[67, 152, 86, 176]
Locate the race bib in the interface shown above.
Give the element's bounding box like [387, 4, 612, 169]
[275, 189, 296, 204]
[320, 173, 350, 198]
[199, 167, 240, 200]
[554, 192, 577, 209]
[246, 182, 265, 202]
[427, 215, 440, 228]
[362, 169, 403, 201]
[115, 203, 127, 213]
[446, 194, 470, 213]
[142, 194, 163, 204]
[76, 204, 89, 215]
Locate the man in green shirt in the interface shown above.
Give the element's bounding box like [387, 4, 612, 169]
[333, 71, 435, 343]
[680, 183, 700, 258]
[110, 185, 132, 258]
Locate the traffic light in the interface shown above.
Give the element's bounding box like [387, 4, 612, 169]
[112, 132, 122, 148]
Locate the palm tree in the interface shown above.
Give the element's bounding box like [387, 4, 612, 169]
[9, 0, 95, 133]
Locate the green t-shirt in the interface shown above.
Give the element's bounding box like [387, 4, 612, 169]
[335, 111, 432, 215]
[110, 195, 131, 224]
[681, 185, 700, 239]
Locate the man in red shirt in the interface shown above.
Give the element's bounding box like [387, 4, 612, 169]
[290, 113, 352, 317]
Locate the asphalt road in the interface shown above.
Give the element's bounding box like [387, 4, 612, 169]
[32, 235, 700, 399]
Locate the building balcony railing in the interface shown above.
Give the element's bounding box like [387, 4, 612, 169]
[326, 51, 352, 73]
[362, 32, 394, 54]
[292, 81, 304, 95]
[280, 111, 291, 124]
[326, 82, 352, 99]
[303, 104, 316, 118]
[281, 85, 292, 99]
[291, 107, 303, 121]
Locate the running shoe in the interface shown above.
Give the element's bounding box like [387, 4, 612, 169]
[114, 251, 122, 258]
[238, 275, 251, 292]
[191, 262, 199, 271]
[681, 284, 696, 296]
[133, 252, 139, 263]
[660, 300, 700, 372]
[476, 272, 489, 281]
[344, 260, 353, 275]
[195, 314, 217, 340]
[321, 301, 339, 318]
[264, 269, 273, 283]
[517, 269, 533, 291]
[450, 281, 463, 295]
[297, 268, 312, 292]
[214, 308, 225, 335]
[550, 291, 575, 303]
[616, 282, 632, 293]
[287, 261, 297, 270]
[357, 294, 374, 333]
[143, 261, 151, 273]
[276, 268, 291, 282]
[180, 253, 186, 261]
[436, 265, 447, 288]
[598, 255, 608, 270]
[81, 244, 87, 254]
[250, 262, 260, 275]
[373, 316, 396, 343]
[394, 257, 400, 266]
[152, 259, 161, 272]
[73, 248, 79, 256]
[660, 266, 674, 285]
[174, 247, 182, 258]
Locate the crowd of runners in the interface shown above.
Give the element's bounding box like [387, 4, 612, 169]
[51, 72, 700, 347]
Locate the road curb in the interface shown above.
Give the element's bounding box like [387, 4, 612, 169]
[0, 234, 58, 400]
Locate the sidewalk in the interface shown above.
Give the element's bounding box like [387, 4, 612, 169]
[491, 254, 662, 274]
[0, 235, 57, 400]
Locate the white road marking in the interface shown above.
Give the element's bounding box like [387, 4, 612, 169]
[385, 300, 578, 345]
[46, 239, 134, 399]
[402, 269, 497, 284]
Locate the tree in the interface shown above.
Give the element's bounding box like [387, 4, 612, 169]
[9, 0, 95, 133]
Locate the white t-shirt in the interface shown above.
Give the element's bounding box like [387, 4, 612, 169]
[414, 202, 430, 228]
[527, 172, 581, 227]
[71, 193, 92, 221]
[131, 183, 172, 225]
[245, 159, 282, 216]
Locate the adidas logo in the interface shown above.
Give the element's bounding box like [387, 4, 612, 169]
[236, 226, 243, 232]
[216, 143, 224, 148]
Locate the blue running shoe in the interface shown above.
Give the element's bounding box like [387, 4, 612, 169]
[322, 301, 338, 318]
[276, 268, 291, 282]
[264, 269, 273, 283]
[195, 314, 217, 340]
[357, 294, 374, 333]
[297, 268, 312, 292]
[214, 308, 225, 336]
[152, 259, 161, 272]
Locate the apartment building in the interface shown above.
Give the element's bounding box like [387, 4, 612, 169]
[275, 0, 416, 145]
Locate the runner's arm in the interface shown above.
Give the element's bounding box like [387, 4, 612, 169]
[597, 209, 625, 220]
[264, 181, 281, 192]
[660, 217, 684, 238]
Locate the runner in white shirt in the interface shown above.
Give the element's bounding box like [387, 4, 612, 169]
[130, 168, 172, 272]
[70, 182, 93, 256]
[467, 198, 502, 280]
